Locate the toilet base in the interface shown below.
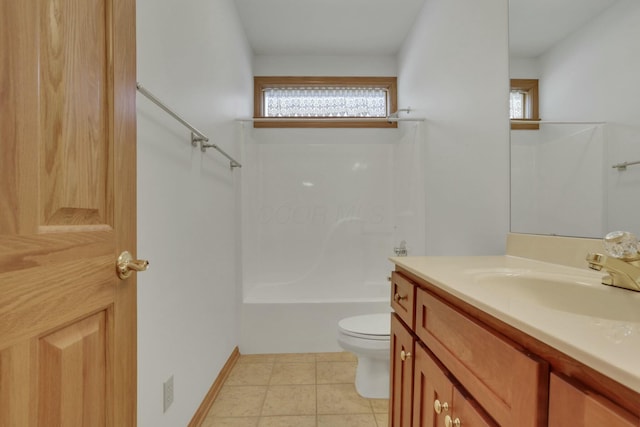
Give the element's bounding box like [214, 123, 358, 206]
[354, 355, 390, 399]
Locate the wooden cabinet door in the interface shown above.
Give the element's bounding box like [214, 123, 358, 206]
[415, 288, 547, 426]
[450, 387, 498, 427]
[549, 373, 639, 427]
[412, 344, 452, 427]
[391, 314, 415, 427]
[0, 0, 137, 425]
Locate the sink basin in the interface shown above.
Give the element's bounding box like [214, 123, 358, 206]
[470, 271, 640, 323]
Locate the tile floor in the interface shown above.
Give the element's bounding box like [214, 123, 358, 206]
[202, 352, 389, 427]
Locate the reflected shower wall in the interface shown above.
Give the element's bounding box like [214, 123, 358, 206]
[511, 124, 606, 238]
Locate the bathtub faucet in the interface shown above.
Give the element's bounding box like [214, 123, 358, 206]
[394, 240, 408, 257]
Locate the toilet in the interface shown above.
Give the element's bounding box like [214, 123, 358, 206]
[337, 313, 391, 399]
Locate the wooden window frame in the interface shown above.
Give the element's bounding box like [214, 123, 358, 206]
[253, 76, 398, 128]
[510, 79, 539, 130]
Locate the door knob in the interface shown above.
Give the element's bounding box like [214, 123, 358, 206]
[116, 251, 149, 280]
[400, 350, 412, 361]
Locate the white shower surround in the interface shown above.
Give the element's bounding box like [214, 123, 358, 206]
[240, 124, 425, 353]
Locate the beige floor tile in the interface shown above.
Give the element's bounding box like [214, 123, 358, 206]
[258, 415, 316, 427]
[318, 413, 378, 427]
[317, 384, 373, 415]
[316, 361, 356, 384]
[269, 362, 315, 385]
[274, 353, 317, 364]
[226, 363, 274, 386]
[202, 416, 260, 427]
[208, 385, 267, 417]
[369, 399, 390, 413]
[261, 385, 316, 416]
[314, 352, 357, 362]
[238, 354, 277, 364]
[206, 352, 388, 426]
[374, 412, 389, 427]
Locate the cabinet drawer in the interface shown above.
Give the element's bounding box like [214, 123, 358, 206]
[391, 272, 416, 329]
[415, 287, 548, 427]
[549, 373, 639, 427]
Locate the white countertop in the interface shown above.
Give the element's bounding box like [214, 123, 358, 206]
[390, 255, 640, 393]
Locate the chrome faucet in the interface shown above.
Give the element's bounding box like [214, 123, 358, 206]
[586, 231, 640, 292]
[394, 240, 408, 257]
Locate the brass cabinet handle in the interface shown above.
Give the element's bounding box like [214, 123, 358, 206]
[445, 415, 460, 427]
[400, 350, 412, 361]
[394, 293, 407, 302]
[433, 399, 449, 414]
[116, 251, 149, 280]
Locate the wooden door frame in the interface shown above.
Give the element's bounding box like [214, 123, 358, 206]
[112, 0, 138, 424]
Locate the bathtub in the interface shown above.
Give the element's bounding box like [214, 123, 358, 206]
[240, 280, 391, 354]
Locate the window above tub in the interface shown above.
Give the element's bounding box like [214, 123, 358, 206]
[510, 79, 539, 130]
[253, 76, 398, 128]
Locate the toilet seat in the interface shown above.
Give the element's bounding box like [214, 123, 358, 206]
[338, 313, 390, 341]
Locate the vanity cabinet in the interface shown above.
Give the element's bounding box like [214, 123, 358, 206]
[548, 373, 639, 427]
[414, 286, 547, 426]
[390, 270, 548, 427]
[389, 268, 640, 427]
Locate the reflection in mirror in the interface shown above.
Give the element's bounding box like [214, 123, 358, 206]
[509, 0, 640, 238]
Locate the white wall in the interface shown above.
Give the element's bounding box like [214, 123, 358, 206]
[510, 0, 640, 237]
[398, 0, 511, 255]
[253, 54, 397, 76]
[136, 0, 252, 425]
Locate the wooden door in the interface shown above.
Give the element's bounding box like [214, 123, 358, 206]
[0, 0, 137, 425]
[390, 314, 415, 427]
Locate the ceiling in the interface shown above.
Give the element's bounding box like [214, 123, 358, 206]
[233, 0, 427, 56]
[508, 0, 618, 58]
[233, 0, 618, 58]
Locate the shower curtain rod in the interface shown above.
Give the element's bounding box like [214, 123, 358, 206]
[612, 160, 640, 171]
[236, 117, 425, 123]
[136, 83, 242, 169]
[236, 107, 424, 123]
[510, 120, 606, 125]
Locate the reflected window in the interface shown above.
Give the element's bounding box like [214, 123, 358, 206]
[510, 79, 539, 130]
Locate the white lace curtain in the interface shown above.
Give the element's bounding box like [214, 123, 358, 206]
[510, 91, 525, 119]
[264, 87, 388, 118]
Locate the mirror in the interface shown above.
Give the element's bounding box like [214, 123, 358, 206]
[509, 0, 640, 238]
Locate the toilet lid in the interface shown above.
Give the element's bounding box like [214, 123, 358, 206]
[338, 313, 390, 337]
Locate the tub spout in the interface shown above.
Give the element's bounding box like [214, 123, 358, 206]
[393, 240, 408, 257]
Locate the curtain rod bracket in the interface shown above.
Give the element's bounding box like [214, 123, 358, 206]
[191, 132, 207, 148]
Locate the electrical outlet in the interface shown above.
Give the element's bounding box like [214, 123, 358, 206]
[163, 375, 174, 413]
